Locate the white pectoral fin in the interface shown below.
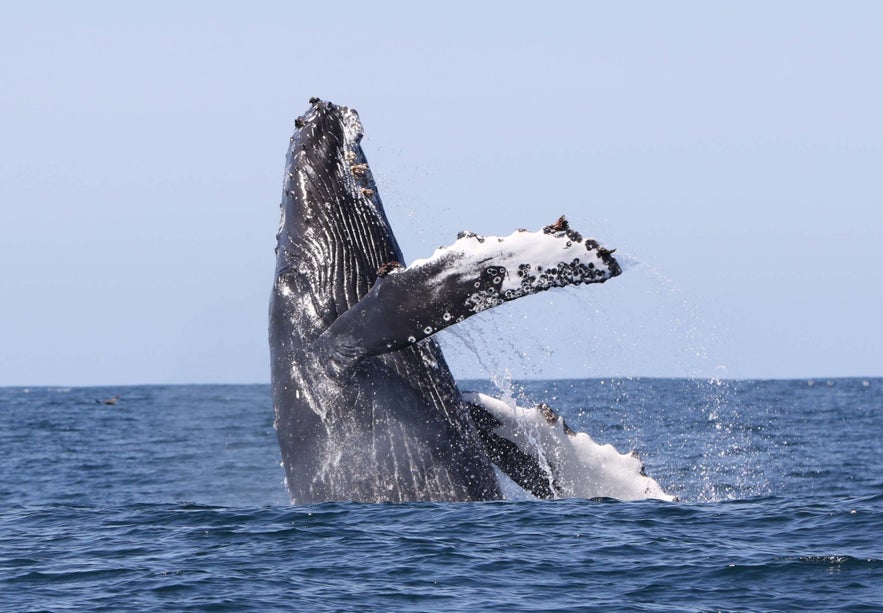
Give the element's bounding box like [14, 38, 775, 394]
[464, 392, 675, 502]
[316, 217, 622, 372]
[408, 216, 621, 314]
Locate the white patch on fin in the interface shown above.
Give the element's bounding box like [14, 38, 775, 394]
[464, 392, 674, 502]
[407, 225, 618, 313]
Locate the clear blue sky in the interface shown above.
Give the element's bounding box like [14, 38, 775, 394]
[1, 2, 880, 385]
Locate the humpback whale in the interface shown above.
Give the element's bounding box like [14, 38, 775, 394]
[270, 98, 672, 503]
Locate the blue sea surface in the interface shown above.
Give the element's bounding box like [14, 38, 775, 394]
[1, 379, 881, 611]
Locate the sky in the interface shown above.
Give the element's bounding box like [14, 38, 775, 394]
[1, 2, 880, 385]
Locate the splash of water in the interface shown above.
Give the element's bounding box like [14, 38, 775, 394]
[439, 250, 773, 503]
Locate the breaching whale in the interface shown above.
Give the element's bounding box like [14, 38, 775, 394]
[270, 98, 672, 503]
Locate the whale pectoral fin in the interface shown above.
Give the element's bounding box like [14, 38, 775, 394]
[315, 217, 621, 373]
[465, 395, 557, 499]
[463, 391, 676, 502]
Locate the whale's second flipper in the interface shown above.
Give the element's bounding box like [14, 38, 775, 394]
[463, 392, 675, 501]
[316, 217, 621, 376]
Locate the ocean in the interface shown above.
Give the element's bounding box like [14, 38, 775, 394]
[1, 378, 881, 611]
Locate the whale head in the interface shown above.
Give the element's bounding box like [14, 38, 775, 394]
[275, 99, 403, 314]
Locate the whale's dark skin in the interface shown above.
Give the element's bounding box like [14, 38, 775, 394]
[270, 100, 502, 503]
[270, 99, 622, 503]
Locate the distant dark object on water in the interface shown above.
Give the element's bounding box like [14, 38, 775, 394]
[97, 395, 120, 406]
